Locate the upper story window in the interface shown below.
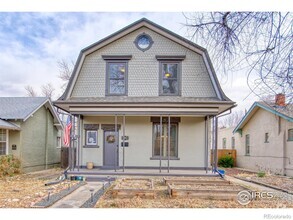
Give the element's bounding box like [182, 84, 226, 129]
[108, 62, 127, 95]
[103, 56, 132, 96]
[161, 63, 179, 95]
[134, 33, 153, 52]
[156, 56, 185, 96]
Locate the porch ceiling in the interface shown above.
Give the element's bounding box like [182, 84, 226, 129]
[54, 100, 235, 116]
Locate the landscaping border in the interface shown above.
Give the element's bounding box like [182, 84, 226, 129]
[31, 181, 86, 208]
[234, 176, 293, 194]
[80, 182, 112, 208]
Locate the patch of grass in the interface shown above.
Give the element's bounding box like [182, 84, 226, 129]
[257, 171, 266, 178]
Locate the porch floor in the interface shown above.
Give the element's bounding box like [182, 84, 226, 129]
[67, 167, 219, 178]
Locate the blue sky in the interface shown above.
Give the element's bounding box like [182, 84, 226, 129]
[0, 0, 290, 112]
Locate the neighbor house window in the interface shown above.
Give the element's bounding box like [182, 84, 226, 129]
[265, 132, 269, 143]
[288, 129, 293, 141]
[0, 129, 7, 155]
[231, 137, 235, 149]
[222, 138, 226, 149]
[245, 134, 250, 156]
[57, 136, 61, 148]
[106, 61, 128, 95]
[160, 62, 181, 95]
[152, 121, 178, 158]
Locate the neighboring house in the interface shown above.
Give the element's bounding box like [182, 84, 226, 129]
[0, 97, 63, 172]
[54, 18, 235, 171]
[218, 126, 239, 150]
[233, 94, 293, 176]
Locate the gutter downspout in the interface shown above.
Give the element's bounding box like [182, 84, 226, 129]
[214, 109, 232, 175]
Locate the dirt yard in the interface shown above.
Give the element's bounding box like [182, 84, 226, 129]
[95, 177, 293, 208]
[0, 168, 78, 208]
[224, 168, 293, 192]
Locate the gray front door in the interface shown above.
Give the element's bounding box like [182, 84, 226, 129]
[103, 131, 119, 168]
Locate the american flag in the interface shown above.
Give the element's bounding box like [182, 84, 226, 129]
[63, 116, 72, 147]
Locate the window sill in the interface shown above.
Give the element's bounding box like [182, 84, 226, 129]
[83, 145, 99, 148]
[287, 139, 293, 142]
[245, 154, 250, 156]
[150, 157, 180, 160]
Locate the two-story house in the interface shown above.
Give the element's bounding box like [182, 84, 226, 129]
[54, 18, 235, 173]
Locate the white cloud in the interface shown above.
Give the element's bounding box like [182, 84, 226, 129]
[0, 12, 260, 111]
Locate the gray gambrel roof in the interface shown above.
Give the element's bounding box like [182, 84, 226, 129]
[0, 97, 63, 129]
[58, 18, 231, 103]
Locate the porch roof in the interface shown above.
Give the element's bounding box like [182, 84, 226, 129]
[0, 119, 20, 130]
[54, 96, 236, 115]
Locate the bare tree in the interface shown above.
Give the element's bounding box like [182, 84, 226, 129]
[184, 12, 293, 104]
[57, 59, 74, 90]
[219, 110, 245, 128]
[25, 85, 38, 97]
[41, 83, 55, 98]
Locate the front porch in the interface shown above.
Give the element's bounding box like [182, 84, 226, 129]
[63, 113, 221, 176]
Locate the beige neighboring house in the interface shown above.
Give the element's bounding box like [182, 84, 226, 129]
[0, 97, 63, 172]
[54, 18, 235, 172]
[218, 126, 238, 150]
[229, 94, 293, 176]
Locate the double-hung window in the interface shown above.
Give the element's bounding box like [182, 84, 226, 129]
[161, 62, 180, 95]
[0, 129, 7, 155]
[288, 129, 293, 141]
[231, 137, 235, 149]
[245, 134, 250, 156]
[103, 55, 131, 96]
[222, 138, 226, 149]
[156, 56, 184, 96]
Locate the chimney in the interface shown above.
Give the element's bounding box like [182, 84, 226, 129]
[275, 93, 286, 107]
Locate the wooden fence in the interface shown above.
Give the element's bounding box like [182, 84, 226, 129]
[211, 149, 237, 167]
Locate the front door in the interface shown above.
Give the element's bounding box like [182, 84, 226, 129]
[103, 131, 119, 168]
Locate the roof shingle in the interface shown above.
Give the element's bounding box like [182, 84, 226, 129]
[0, 97, 48, 120]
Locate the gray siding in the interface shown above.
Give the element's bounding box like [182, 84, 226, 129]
[71, 27, 217, 98]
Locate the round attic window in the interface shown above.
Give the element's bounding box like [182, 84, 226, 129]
[134, 33, 153, 52]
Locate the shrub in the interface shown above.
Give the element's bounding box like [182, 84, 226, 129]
[218, 155, 234, 168]
[0, 155, 21, 177]
[257, 171, 266, 177]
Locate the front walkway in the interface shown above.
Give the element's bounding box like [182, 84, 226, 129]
[49, 182, 103, 208]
